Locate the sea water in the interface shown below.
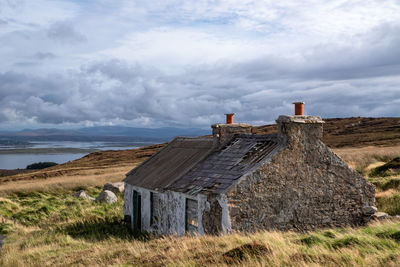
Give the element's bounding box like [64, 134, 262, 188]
[0, 141, 150, 169]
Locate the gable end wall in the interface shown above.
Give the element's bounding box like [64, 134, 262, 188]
[227, 124, 375, 231]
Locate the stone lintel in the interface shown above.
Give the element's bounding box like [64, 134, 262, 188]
[276, 115, 325, 124]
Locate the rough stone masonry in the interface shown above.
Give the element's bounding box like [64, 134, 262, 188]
[226, 115, 375, 231]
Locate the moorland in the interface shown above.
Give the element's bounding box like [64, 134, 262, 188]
[1, 117, 400, 266]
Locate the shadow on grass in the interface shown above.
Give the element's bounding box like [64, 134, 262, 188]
[59, 217, 155, 242]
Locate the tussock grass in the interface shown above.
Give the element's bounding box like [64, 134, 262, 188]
[2, 215, 400, 266]
[1, 187, 400, 266]
[1, 145, 400, 266]
[375, 194, 400, 216]
[370, 157, 400, 177]
[0, 221, 12, 235]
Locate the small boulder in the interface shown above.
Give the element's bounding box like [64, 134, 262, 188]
[373, 212, 391, 220]
[72, 190, 95, 201]
[95, 190, 117, 204]
[103, 182, 124, 194]
[362, 205, 377, 216]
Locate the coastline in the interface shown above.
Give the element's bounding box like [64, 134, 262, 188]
[0, 148, 99, 154]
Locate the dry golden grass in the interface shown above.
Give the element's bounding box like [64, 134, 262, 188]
[1, 143, 400, 266]
[332, 145, 400, 170]
[2, 219, 400, 266]
[0, 165, 137, 196]
[375, 189, 399, 198]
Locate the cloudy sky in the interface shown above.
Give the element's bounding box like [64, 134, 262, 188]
[1, 0, 400, 130]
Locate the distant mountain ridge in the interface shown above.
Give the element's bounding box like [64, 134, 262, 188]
[2, 117, 399, 146]
[0, 126, 210, 142]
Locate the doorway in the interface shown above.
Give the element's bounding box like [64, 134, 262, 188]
[132, 190, 141, 231]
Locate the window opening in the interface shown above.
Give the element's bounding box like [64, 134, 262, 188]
[185, 198, 198, 233]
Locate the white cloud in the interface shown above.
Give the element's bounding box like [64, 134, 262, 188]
[1, 0, 400, 129]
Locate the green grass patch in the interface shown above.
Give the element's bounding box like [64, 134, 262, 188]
[322, 230, 336, 238]
[375, 194, 400, 215]
[376, 229, 400, 242]
[298, 234, 323, 246]
[0, 199, 19, 217]
[222, 242, 272, 263]
[370, 156, 400, 177]
[331, 236, 361, 249]
[370, 177, 400, 191]
[0, 222, 13, 235]
[0, 188, 122, 227]
[59, 216, 137, 241]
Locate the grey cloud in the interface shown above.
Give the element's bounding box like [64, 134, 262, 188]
[32, 52, 56, 60]
[222, 23, 400, 83]
[13, 61, 37, 67]
[1, 22, 400, 128]
[1, 56, 399, 128]
[47, 22, 87, 43]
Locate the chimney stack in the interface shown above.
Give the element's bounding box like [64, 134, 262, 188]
[293, 102, 304, 116]
[276, 106, 324, 145]
[212, 114, 252, 146]
[225, 113, 234, 124]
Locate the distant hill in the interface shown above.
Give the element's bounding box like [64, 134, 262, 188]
[0, 126, 210, 142]
[254, 117, 400, 147]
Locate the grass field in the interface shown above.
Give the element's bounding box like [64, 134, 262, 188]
[1, 188, 400, 266]
[1, 191, 400, 266]
[0, 140, 400, 266]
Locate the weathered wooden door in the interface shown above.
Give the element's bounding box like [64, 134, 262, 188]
[132, 191, 141, 230]
[185, 198, 198, 234]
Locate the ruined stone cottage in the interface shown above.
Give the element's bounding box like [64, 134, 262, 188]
[123, 104, 376, 235]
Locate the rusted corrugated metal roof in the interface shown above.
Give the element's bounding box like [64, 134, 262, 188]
[168, 134, 279, 194]
[124, 137, 216, 190]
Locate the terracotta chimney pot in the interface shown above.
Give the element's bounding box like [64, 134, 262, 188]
[292, 102, 304, 116]
[225, 113, 234, 124]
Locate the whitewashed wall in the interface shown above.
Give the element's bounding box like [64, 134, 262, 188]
[123, 182, 211, 236]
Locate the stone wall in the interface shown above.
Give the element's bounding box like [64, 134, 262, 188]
[227, 116, 375, 231]
[202, 196, 222, 234]
[202, 194, 232, 234]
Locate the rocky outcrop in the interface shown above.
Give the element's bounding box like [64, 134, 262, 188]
[103, 182, 124, 194]
[362, 205, 377, 216]
[72, 190, 95, 201]
[96, 190, 117, 204]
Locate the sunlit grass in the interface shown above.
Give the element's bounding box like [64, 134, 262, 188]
[0, 165, 134, 196]
[1, 145, 400, 266]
